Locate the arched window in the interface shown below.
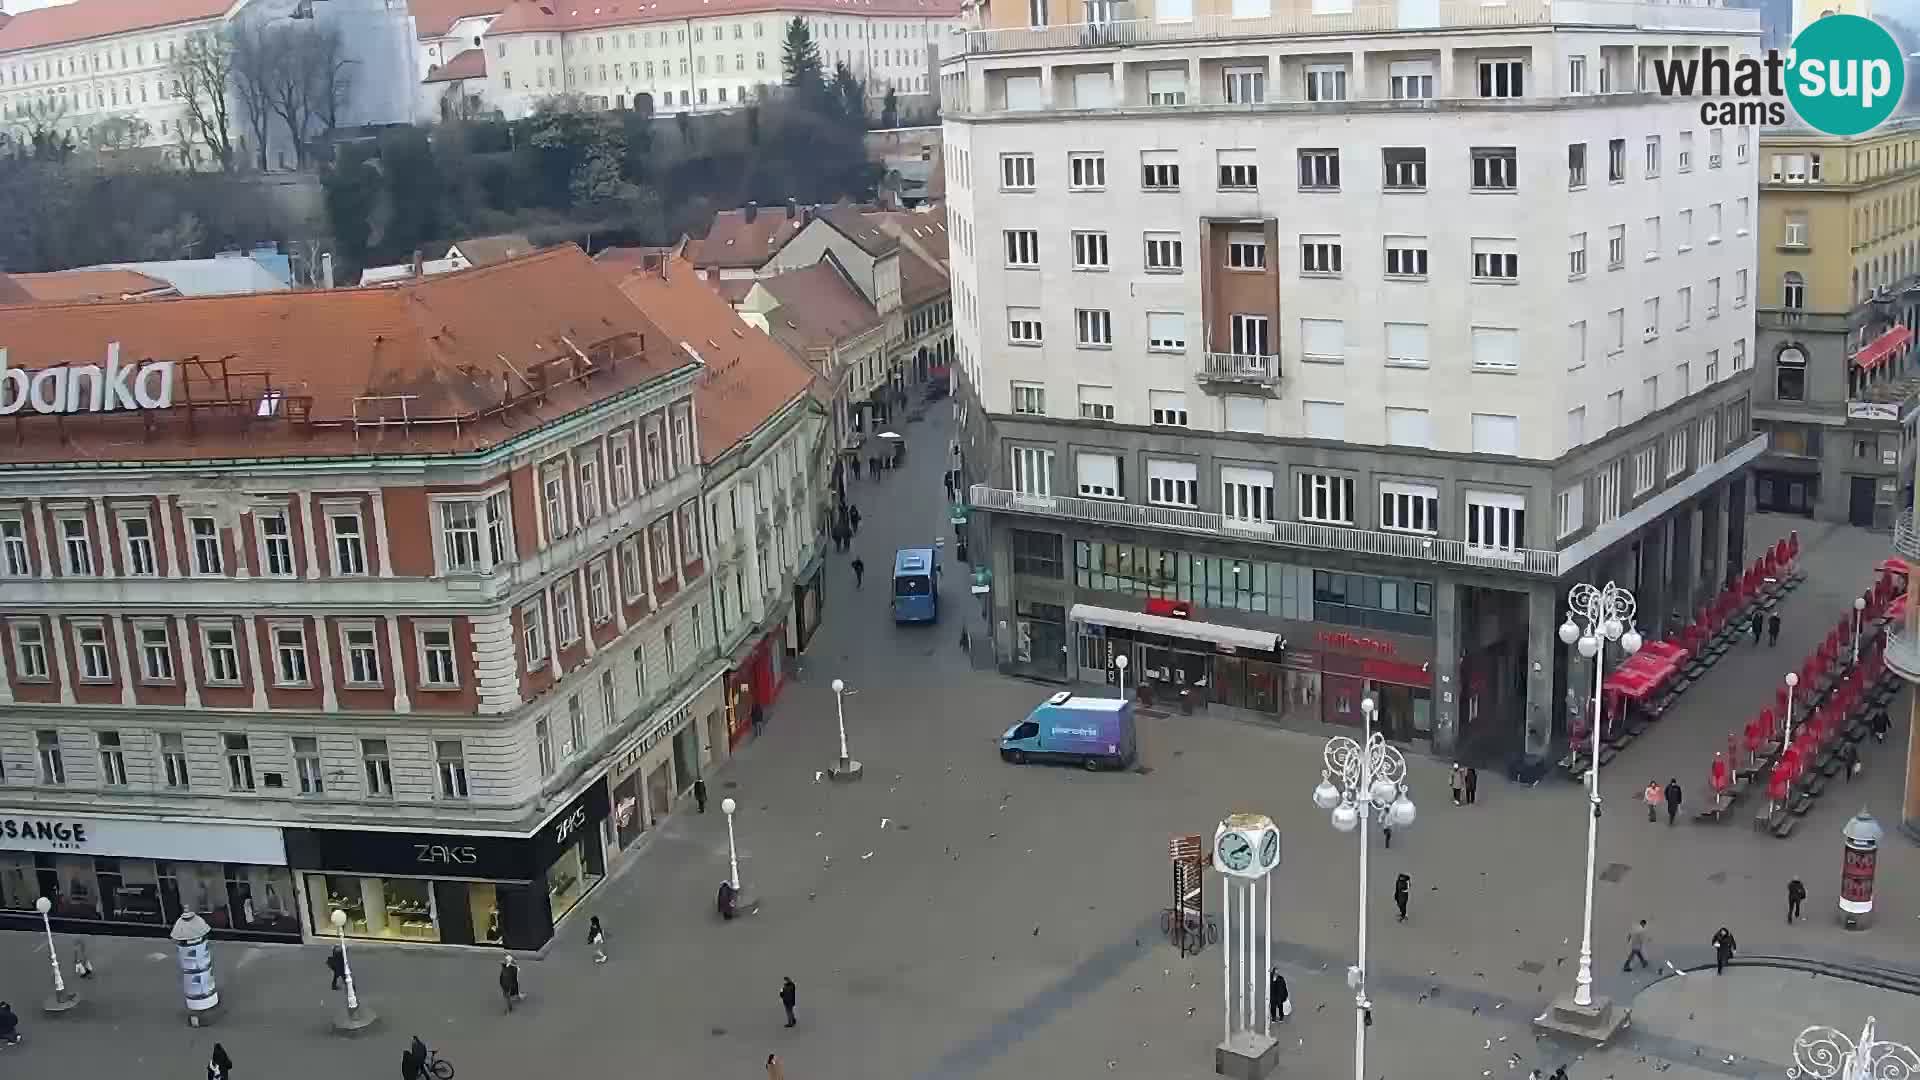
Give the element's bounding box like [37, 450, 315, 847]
[1775, 344, 1807, 402]
[1783, 271, 1806, 309]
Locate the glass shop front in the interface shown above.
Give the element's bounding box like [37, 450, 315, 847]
[0, 813, 299, 941]
[282, 781, 610, 951]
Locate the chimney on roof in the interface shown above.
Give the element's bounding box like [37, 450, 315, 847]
[412, 248, 425, 278]
[744, 201, 758, 224]
[787, 198, 799, 219]
[320, 252, 335, 290]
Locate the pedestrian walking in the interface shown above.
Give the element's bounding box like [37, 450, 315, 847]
[1840, 739, 1860, 780]
[850, 457, 862, 480]
[588, 915, 607, 964]
[1450, 763, 1464, 806]
[1623, 918, 1650, 970]
[499, 954, 521, 1012]
[944, 475, 955, 502]
[1664, 778, 1683, 825]
[1269, 969, 1290, 1022]
[1752, 611, 1765, 645]
[1711, 927, 1737, 974]
[208, 1043, 234, 1080]
[694, 778, 708, 814]
[1393, 873, 1410, 922]
[766, 1053, 786, 1080]
[1767, 612, 1782, 646]
[1873, 708, 1892, 743]
[849, 505, 862, 534]
[852, 557, 865, 588]
[1788, 878, 1807, 922]
[327, 944, 346, 990]
[1644, 779, 1663, 822]
[751, 701, 766, 736]
[780, 976, 798, 1028]
[1464, 766, 1478, 805]
[71, 938, 91, 980]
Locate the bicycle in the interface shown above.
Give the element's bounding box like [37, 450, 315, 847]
[424, 1049, 455, 1080]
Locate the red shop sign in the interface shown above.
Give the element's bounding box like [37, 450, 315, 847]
[1317, 630, 1395, 658]
[1145, 598, 1192, 619]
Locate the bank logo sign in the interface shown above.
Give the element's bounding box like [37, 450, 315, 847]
[1652, 14, 1906, 136]
[0, 343, 177, 416]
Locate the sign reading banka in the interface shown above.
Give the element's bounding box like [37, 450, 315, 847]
[0, 343, 176, 416]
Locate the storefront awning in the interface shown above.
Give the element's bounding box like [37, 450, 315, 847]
[1069, 603, 1278, 653]
[1854, 325, 1914, 373]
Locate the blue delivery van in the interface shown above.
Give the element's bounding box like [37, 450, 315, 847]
[891, 547, 940, 623]
[999, 692, 1137, 771]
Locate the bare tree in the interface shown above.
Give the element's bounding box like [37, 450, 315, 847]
[173, 31, 237, 171]
[265, 23, 349, 168]
[308, 24, 355, 135]
[85, 114, 153, 153]
[226, 18, 279, 171]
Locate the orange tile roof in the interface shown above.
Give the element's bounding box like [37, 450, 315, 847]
[816, 204, 897, 258]
[0, 246, 692, 465]
[409, 0, 503, 37]
[485, 0, 958, 35]
[0, 274, 31, 305]
[759, 260, 880, 351]
[9, 269, 174, 302]
[452, 232, 532, 265]
[0, 0, 234, 53]
[864, 206, 947, 266]
[614, 257, 817, 464]
[686, 205, 811, 270]
[424, 46, 488, 82]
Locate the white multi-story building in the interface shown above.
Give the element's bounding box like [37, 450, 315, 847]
[945, 0, 1766, 764]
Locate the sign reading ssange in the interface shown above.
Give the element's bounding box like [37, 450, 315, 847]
[0, 343, 176, 416]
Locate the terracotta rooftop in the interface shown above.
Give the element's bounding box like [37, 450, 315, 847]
[452, 232, 533, 266]
[864, 207, 947, 267]
[817, 204, 898, 259]
[0, 274, 31, 305]
[409, 0, 503, 38]
[0, 246, 693, 466]
[758, 260, 881, 352]
[686, 205, 811, 271]
[486, 0, 959, 35]
[593, 244, 678, 271]
[8, 268, 175, 302]
[424, 46, 488, 82]
[0, 0, 233, 54]
[615, 257, 817, 464]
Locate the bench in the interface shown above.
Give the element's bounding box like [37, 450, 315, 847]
[1598, 746, 1620, 766]
[1755, 807, 1783, 833]
[1774, 816, 1800, 837]
[1695, 794, 1735, 822]
[1725, 777, 1749, 801]
[1789, 793, 1815, 816]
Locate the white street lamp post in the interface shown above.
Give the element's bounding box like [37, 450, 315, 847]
[1786, 671, 1801, 745]
[329, 908, 360, 1013]
[1790, 1015, 1918, 1080]
[1557, 582, 1642, 1013]
[722, 797, 742, 891]
[1114, 653, 1129, 700]
[1854, 597, 1868, 665]
[827, 679, 864, 782]
[1311, 696, 1416, 1080]
[34, 896, 66, 1002]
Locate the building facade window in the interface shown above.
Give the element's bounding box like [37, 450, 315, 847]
[1297, 471, 1356, 524]
[1379, 481, 1439, 533]
[436, 740, 469, 798]
[225, 733, 255, 792]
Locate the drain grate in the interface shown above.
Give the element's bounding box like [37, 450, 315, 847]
[1598, 862, 1631, 884]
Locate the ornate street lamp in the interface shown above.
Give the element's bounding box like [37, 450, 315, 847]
[1790, 1016, 1918, 1080]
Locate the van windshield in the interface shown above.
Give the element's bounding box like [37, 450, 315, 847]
[894, 573, 931, 596]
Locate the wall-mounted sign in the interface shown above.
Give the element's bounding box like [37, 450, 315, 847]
[0, 344, 175, 416]
[1316, 630, 1395, 658]
[0, 813, 285, 864]
[1849, 401, 1901, 422]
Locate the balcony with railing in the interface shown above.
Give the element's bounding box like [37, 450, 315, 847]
[969, 485, 1561, 576]
[954, 0, 1756, 55]
[1884, 623, 1920, 683]
[1894, 512, 1920, 562]
[1200, 351, 1281, 389]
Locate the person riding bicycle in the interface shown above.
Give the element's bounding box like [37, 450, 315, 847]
[404, 1035, 429, 1078]
[0, 1000, 19, 1044]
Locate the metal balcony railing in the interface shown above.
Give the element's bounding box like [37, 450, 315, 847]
[1894, 512, 1920, 562]
[1201, 352, 1281, 386]
[969, 485, 1560, 576]
[1883, 624, 1920, 683]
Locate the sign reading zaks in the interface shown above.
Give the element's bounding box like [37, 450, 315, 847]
[0, 343, 176, 416]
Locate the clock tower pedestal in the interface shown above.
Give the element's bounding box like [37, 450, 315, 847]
[1215, 1031, 1279, 1079]
[828, 757, 865, 783]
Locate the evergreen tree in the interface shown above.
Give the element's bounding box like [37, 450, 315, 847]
[881, 87, 898, 129]
[831, 62, 866, 129]
[782, 17, 823, 89]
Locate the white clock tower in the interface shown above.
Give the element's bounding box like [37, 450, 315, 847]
[1214, 812, 1281, 1080]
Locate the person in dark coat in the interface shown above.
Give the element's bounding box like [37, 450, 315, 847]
[402, 1050, 420, 1080]
[1464, 766, 1479, 806]
[1873, 709, 1892, 743]
[1269, 969, 1290, 1022]
[1393, 873, 1411, 922]
[404, 1036, 429, 1080]
[751, 702, 766, 735]
[208, 1043, 234, 1080]
[327, 944, 346, 989]
[1663, 778, 1684, 825]
[780, 977, 798, 1028]
[1788, 879, 1807, 922]
[588, 915, 607, 964]
[849, 457, 862, 480]
[498, 954, 521, 1011]
[0, 1001, 18, 1044]
[1767, 612, 1782, 646]
[849, 505, 862, 534]
[718, 880, 738, 920]
[1711, 927, 1737, 974]
[694, 778, 708, 813]
[1752, 612, 1765, 644]
[852, 557, 866, 589]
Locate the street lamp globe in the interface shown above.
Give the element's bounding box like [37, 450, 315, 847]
[330, 908, 347, 930]
[1313, 776, 1342, 810]
[34, 896, 49, 915]
[1856, 597, 1868, 613]
[1786, 672, 1800, 689]
[1359, 696, 1375, 716]
[831, 678, 845, 693]
[721, 797, 737, 815]
[1621, 628, 1643, 655]
[1370, 776, 1401, 806]
[1331, 800, 1360, 832]
[1559, 619, 1581, 645]
[1578, 634, 1600, 658]
[1602, 617, 1624, 641]
[1390, 794, 1417, 828]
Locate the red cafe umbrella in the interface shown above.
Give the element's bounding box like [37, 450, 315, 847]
[1728, 731, 1740, 769]
[1768, 763, 1792, 803]
[1746, 717, 1765, 756]
[1711, 753, 1730, 793]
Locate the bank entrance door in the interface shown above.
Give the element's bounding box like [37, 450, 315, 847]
[1850, 476, 1876, 527]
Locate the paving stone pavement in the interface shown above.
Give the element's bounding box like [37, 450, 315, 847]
[0, 411, 1916, 1080]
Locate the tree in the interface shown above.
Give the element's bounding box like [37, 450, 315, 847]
[227, 18, 280, 170]
[781, 16, 823, 89]
[86, 115, 154, 153]
[881, 87, 898, 129]
[174, 31, 238, 171]
[307, 24, 355, 135]
[831, 62, 865, 130]
[6, 96, 70, 157]
[266, 23, 347, 168]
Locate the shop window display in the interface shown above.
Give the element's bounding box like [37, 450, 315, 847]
[308, 874, 440, 942]
[545, 837, 603, 922]
[0, 854, 296, 935]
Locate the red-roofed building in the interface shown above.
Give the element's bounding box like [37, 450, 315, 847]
[0, 245, 763, 951]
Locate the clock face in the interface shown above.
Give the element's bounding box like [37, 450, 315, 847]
[1217, 832, 1254, 872]
[1259, 829, 1280, 869]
